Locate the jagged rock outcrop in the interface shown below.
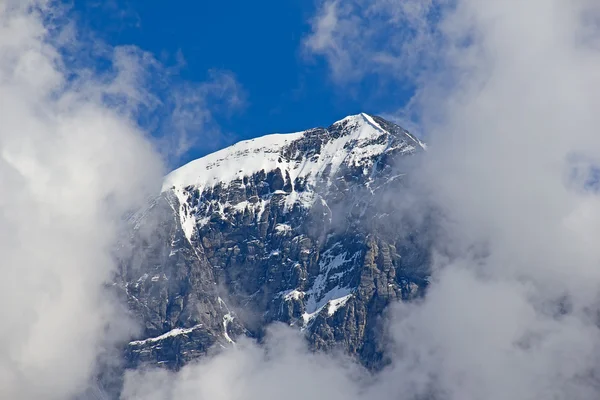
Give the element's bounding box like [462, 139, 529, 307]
[117, 113, 431, 371]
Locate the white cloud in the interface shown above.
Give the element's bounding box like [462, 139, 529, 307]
[0, 1, 243, 399]
[0, 2, 163, 398]
[122, 325, 364, 400]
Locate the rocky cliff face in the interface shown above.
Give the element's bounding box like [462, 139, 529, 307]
[116, 113, 431, 372]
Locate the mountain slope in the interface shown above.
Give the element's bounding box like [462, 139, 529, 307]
[117, 113, 431, 371]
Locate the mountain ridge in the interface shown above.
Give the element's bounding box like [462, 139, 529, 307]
[163, 112, 424, 192]
[117, 113, 431, 378]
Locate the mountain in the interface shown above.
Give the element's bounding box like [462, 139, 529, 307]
[116, 113, 431, 374]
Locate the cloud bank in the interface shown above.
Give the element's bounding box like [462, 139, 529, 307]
[0, 1, 243, 399]
[0, 2, 163, 398]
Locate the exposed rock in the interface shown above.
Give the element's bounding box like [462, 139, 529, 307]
[117, 113, 431, 374]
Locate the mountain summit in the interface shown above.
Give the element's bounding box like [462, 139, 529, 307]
[164, 112, 424, 194]
[118, 113, 430, 373]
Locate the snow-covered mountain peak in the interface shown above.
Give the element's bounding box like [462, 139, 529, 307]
[162, 113, 422, 194]
[120, 113, 430, 374]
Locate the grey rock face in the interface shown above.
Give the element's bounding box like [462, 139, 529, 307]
[117, 113, 431, 372]
[115, 193, 244, 370]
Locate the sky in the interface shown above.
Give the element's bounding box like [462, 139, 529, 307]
[71, 0, 416, 166]
[5, 1, 600, 399]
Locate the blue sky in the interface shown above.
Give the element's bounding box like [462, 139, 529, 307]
[72, 0, 415, 165]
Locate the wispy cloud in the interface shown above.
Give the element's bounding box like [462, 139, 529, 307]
[303, 0, 438, 84]
[156, 69, 247, 165]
